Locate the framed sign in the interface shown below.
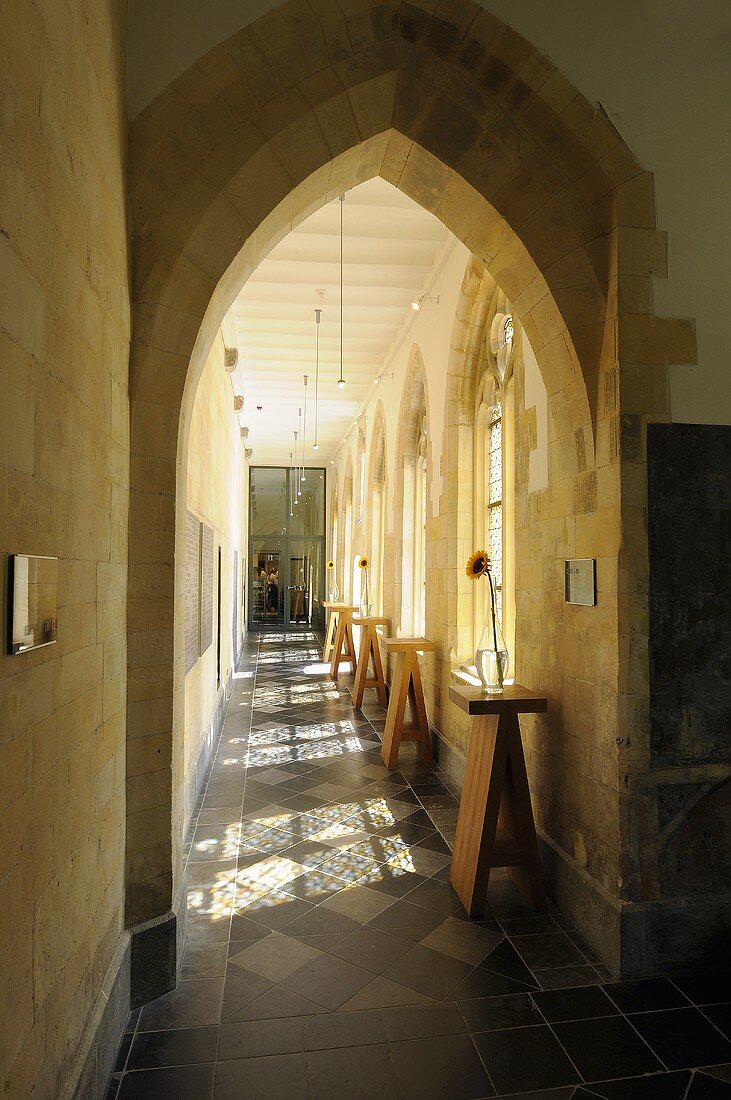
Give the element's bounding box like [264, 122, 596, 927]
[8, 554, 59, 654]
[565, 558, 596, 606]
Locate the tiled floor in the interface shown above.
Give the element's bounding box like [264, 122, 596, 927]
[107, 633, 731, 1099]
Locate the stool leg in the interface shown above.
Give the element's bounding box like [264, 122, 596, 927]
[344, 617, 356, 673]
[501, 716, 546, 911]
[323, 611, 337, 663]
[450, 714, 507, 916]
[408, 656, 433, 766]
[352, 626, 370, 707]
[329, 614, 347, 680]
[371, 631, 387, 706]
[381, 652, 408, 769]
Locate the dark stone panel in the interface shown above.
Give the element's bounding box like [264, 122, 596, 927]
[657, 779, 731, 895]
[131, 911, 178, 1009]
[647, 423, 731, 767]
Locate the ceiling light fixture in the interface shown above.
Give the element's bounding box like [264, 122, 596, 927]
[374, 371, 394, 386]
[301, 377, 308, 481]
[337, 194, 346, 389]
[312, 309, 321, 451]
[411, 293, 440, 311]
[289, 450, 294, 516]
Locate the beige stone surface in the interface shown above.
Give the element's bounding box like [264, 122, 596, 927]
[0, 1, 129, 1095]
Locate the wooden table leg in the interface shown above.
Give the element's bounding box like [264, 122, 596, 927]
[450, 714, 505, 916]
[329, 610, 355, 680]
[408, 654, 433, 766]
[381, 652, 408, 768]
[450, 711, 546, 916]
[501, 715, 546, 910]
[323, 608, 338, 663]
[352, 624, 388, 708]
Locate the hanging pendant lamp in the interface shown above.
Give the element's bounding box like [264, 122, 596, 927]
[337, 193, 346, 389]
[289, 450, 294, 516]
[302, 376, 308, 482]
[313, 309, 321, 450]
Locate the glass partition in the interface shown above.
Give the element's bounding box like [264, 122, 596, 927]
[250, 467, 287, 536]
[248, 467, 326, 631]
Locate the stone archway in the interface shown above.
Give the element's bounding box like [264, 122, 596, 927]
[125, 0, 696, 976]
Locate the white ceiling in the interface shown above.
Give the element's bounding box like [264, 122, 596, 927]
[224, 177, 451, 466]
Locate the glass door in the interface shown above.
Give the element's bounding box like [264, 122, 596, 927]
[287, 539, 325, 631]
[250, 542, 284, 629]
[247, 466, 327, 633]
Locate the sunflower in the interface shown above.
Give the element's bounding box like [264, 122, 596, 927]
[466, 550, 490, 580]
[327, 560, 335, 569]
[358, 556, 370, 569]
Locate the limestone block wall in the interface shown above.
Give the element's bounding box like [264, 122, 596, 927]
[184, 334, 246, 829]
[0, 1, 130, 1095]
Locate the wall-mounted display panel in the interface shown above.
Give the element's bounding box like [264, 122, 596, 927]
[8, 554, 59, 654]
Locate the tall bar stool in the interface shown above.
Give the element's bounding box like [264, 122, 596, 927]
[380, 637, 436, 769]
[351, 615, 389, 707]
[328, 604, 358, 680]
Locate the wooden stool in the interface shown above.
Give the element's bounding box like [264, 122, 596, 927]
[351, 616, 389, 707]
[329, 604, 358, 680]
[322, 601, 341, 663]
[381, 637, 436, 769]
[449, 684, 547, 916]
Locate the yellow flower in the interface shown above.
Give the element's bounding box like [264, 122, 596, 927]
[358, 556, 369, 569]
[327, 560, 335, 569]
[466, 550, 490, 580]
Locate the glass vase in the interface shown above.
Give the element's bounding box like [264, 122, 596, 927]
[360, 570, 373, 617]
[328, 576, 340, 603]
[474, 578, 509, 694]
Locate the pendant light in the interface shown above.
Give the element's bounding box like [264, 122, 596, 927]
[301, 376, 308, 482]
[337, 193, 346, 389]
[294, 428, 299, 503]
[289, 450, 294, 516]
[312, 308, 321, 450]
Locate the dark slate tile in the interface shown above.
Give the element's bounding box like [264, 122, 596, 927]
[283, 906, 362, 937]
[232, 968, 329, 1018]
[511, 932, 586, 970]
[554, 1015, 664, 1080]
[138, 978, 224, 1031]
[218, 1016, 304, 1060]
[383, 943, 473, 999]
[578, 1070, 692, 1098]
[221, 967, 272, 1022]
[673, 973, 731, 1007]
[367, 898, 444, 939]
[451, 966, 538, 1001]
[181, 940, 229, 979]
[629, 1007, 731, 1070]
[536, 965, 602, 990]
[603, 977, 691, 1015]
[302, 1008, 386, 1049]
[117, 1064, 215, 1099]
[532, 984, 619, 1022]
[305, 1042, 402, 1099]
[403, 878, 463, 917]
[390, 1033, 495, 1099]
[687, 1072, 731, 1098]
[381, 1002, 467, 1041]
[213, 1052, 308, 1100]
[282, 952, 373, 1010]
[474, 1025, 579, 1094]
[703, 1003, 731, 1040]
[127, 1026, 219, 1070]
[328, 928, 412, 974]
[480, 939, 540, 987]
[459, 992, 543, 1032]
[113, 1033, 133, 1074]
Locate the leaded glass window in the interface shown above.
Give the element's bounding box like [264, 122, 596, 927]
[487, 404, 503, 626]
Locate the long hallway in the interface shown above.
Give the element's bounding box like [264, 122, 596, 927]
[108, 636, 731, 1099]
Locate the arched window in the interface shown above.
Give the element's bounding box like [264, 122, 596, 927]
[340, 457, 354, 602]
[474, 309, 515, 658]
[413, 412, 428, 636]
[368, 411, 387, 614]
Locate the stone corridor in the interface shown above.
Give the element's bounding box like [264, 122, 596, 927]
[107, 635, 731, 1098]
